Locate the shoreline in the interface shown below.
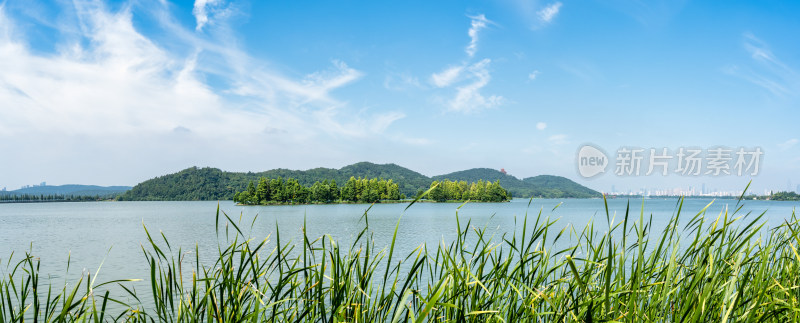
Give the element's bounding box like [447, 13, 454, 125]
[234, 199, 513, 206]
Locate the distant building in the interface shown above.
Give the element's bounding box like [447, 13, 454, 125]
[500, 168, 507, 175]
[40, 182, 46, 187]
[797, 184, 800, 193]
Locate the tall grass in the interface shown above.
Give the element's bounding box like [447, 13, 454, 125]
[3, 192, 800, 322]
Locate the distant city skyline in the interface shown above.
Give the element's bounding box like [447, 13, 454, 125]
[0, 0, 798, 194]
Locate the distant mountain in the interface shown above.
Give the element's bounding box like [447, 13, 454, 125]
[118, 167, 244, 201]
[434, 169, 599, 198]
[2, 185, 131, 197]
[522, 175, 599, 198]
[433, 168, 529, 196]
[119, 163, 430, 201]
[120, 162, 600, 201]
[339, 162, 430, 193]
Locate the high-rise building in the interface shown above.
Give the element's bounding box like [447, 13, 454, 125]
[796, 184, 800, 193]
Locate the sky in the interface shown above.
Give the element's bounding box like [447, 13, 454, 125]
[0, 0, 798, 194]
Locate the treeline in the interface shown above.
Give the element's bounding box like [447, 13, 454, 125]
[0, 194, 113, 203]
[768, 191, 800, 201]
[234, 177, 403, 205]
[428, 179, 511, 202]
[234, 176, 511, 205]
[120, 163, 601, 201]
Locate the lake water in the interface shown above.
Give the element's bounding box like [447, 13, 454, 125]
[1, 198, 798, 306]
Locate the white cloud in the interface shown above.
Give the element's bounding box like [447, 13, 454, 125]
[548, 134, 567, 145]
[447, 59, 505, 113]
[466, 14, 491, 57]
[369, 111, 406, 134]
[431, 65, 464, 88]
[536, 122, 547, 130]
[384, 72, 421, 91]
[528, 70, 540, 80]
[193, 0, 223, 31]
[311, 107, 405, 138]
[429, 14, 504, 113]
[0, 6, 225, 136]
[508, 0, 564, 30]
[726, 33, 798, 97]
[299, 59, 364, 102]
[0, 3, 401, 140]
[779, 138, 799, 150]
[537, 2, 562, 25]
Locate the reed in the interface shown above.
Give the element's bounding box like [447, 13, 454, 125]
[3, 188, 800, 322]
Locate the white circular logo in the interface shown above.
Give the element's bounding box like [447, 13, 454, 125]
[577, 145, 609, 178]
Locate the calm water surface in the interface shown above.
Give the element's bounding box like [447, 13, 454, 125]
[1, 198, 798, 304]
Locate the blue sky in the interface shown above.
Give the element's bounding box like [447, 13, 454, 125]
[0, 0, 798, 193]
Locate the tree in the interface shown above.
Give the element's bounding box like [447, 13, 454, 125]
[429, 181, 446, 202]
[330, 179, 339, 201]
[246, 181, 257, 204]
[232, 175, 407, 204]
[256, 177, 270, 204]
[341, 177, 357, 202]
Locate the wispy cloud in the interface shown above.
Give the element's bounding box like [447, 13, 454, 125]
[466, 14, 491, 58]
[537, 2, 562, 25]
[725, 33, 798, 97]
[431, 65, 464, 88]
[779, 138, 799, 150]
[448, 59, 505, 112]
[430, 14, 504, 113]
[0, 1, 402, 140]
[507, 0, 565, 30]
[299, 59, 364, 102]
[528, 70, 540, 80]
[193, 0, 224, 31]
[536, 122, 547, 130]
[548, 134, 568, 145]
[384, 72, 421, 91]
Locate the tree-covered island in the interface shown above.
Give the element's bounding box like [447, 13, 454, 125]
[233, 176, 511, 205]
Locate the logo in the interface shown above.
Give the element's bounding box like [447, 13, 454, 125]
[574, 144, 763, 179]
[577, 145, 609, 178]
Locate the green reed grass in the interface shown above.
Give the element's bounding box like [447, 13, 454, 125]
[3, 187, 800, 322]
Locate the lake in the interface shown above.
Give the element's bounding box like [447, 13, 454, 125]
[1, 197, 798, 306]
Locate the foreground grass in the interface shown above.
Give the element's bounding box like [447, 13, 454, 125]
[2, 191, 800, 322]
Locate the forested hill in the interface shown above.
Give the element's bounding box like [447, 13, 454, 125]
[522, 175, 600, 198]
[119, 163, 600, 201]
[434, 169, 599, 198]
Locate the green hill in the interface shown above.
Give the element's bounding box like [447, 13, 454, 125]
[433, 168, 599, 198]
[119, 163, 600, 201]
[119, 164, 429, 201]
[522, 175, 599, 198]
[339, 162, 430, 194]
[433, 168, 529, 196]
